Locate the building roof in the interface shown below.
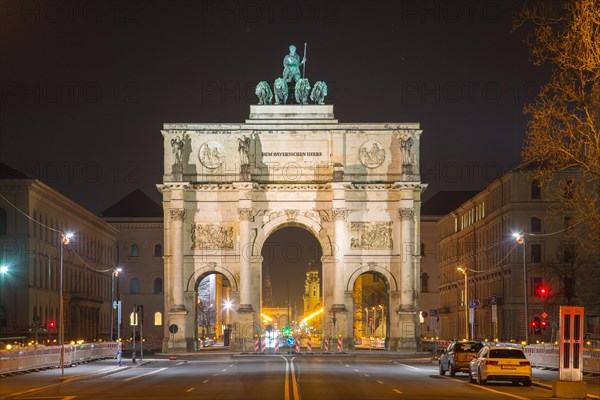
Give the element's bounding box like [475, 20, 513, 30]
[0, 162, 31, 179]
[421, 191, 480, 216]
[101, 189, 162, 218]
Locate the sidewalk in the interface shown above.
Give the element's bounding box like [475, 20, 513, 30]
[531, 369, 600, 400]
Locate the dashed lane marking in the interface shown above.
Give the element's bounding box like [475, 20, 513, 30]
[122, 367, 167, 382]
[186, 388, 195, 393]
[396, 363, 421, 371]
[393, 388, 403, 394]
[202, 379, 209, 384]
[354, 369, 359, 372]
[376, 380, 384, 384]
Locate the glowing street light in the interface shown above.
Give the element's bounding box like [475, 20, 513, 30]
[457, 266, 469, 340]
[513, 232, 529, 344]
[59, 232, 73, 380]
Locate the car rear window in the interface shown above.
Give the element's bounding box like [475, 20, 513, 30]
[456, 343, 483, 352]
[489, 349, 527, 359]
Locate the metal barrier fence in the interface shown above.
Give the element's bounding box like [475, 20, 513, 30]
[0, 342, 118, 375]
[524, 344, 600, 374]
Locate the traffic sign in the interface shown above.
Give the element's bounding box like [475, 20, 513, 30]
[169, 324, 178, 334]
[468, 299, 475, 308]
[287, 337, 295, 346]
[541, 312, 548, 319]
[430, 309, 438, 317]
[491, 296, 497, 305]
[421, 311, 428, 318]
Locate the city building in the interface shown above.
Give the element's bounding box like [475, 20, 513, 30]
[101, 189, 165, 348]
[437, 169, 585, 342]
[0, 163, 118, 343]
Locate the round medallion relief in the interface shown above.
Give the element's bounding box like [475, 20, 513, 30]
[359, 141, 385, 168]
[198, 141, 225, 169]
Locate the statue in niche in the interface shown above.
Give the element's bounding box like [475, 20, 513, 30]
[171, 135, 185, 166]
[274, 77, 288, 104]
[295, 78, 311, 105]
[282, 44, 306, 84]
[255, 81, 273, 105]
[400, 135, 414, 165]
[238, 135, 250, 165]
[310, 81, 328, 104]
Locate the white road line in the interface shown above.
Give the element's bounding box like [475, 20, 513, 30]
[122, 367, 167, 382]
[186, 388, 195, 392]
[393, 388, 403, 394]
[345, 364, 350, 367]
[396, 363, 421, 371]
[222, 368, 227, 372]
[176, 362, 185, 366]
[213, 373, 219, 376]
[290, 357, 300, 400]
[202, 379, 209, 384]
[354, 369, 359, 372]
[364, 374, 370, 377]
[447, 377, 531, 400]
[376, 380, 384, 384]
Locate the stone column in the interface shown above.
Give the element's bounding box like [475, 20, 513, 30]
[332, 208, 348, 308]
[170, 208, 186, 311]
[238, 208, 253, 311]
[399, 208, 415, 310]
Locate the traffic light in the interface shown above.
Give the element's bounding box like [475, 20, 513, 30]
[538, 285, 549, 299]
[282, 325, 291, 337]
[540, 320, 548, 331]
[48, 320, 56, 330]
[531, 317, 541, 334]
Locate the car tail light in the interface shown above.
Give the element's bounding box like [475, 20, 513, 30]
[486, 360, 498, 365]
[520, 361, 531, 366]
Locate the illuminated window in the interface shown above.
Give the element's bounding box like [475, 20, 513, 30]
[154, 312, 162, 326]
[130, 312, 138, 326]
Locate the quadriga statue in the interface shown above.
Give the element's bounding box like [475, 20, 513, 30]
[294, 78, 310, 105]
[274, 77, 288, 104]
[310, 81, 327, 104]
[255, 81, 273, 105]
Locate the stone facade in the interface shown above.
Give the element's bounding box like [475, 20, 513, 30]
[159, 105, 425, 351]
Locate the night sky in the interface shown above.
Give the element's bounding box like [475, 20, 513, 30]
[0, 1, 546, 307]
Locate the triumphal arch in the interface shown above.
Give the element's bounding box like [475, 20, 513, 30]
[159, 49, 425, 352]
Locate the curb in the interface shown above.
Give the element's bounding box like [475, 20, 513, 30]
[532, 380, 600, 400]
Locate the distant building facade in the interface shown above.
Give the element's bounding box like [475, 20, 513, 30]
[0, 163, 118, 343]
[101, 189, 165, 347]
[437, 170, 580, 342]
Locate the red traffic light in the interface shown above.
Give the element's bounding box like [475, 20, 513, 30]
[538, 285, 549, 298]
[531, 320, 538, 327]
[541, 320, 548, 329]
[48, 321, 56, 329]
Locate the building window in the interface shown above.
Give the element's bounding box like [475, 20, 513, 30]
[130, 278, 140, 294]
[531, 277, 542, 297]
[530, 244, 542, 263]
[154, 312, 162, 326]
[0, 208, 7, 235]
[154, 244, 162, 257]
[531, 181, 541, 200]
[420, 272, 429, 293]
[130, 244, 139, 257]
[153, 278, 163, 294]
[420, 242, 426, 258]
[531, 217, 542, 233]
[564, 245, 576, 263]
[130, 312, 138, 326]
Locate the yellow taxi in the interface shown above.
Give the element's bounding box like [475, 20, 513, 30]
[468, 345, 532, 386]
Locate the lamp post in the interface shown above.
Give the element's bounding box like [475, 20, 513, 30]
[59, 232, 72, 380]
[457, 267, 469, 340]
[513, 232, 529, 344]
[0, 265, 8, 340]
[110, 268, 122, 342]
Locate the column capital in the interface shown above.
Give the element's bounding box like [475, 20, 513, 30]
[169, 208, 186, 221]
[332, 208, 348, 221]
[238, 208, 253, 221]
[399, 208, 414, 219]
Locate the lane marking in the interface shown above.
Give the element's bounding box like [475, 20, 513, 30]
[354, 369, 359, 372]
[176, 362, 185, 366]
[376, 380, 384, 384]
[345, 364, 350, 368]
[222, 368, 227, 372]
[213, 373, 219, 376]
[364, 374, 370, 377]
[393, 388, 403, 394]
[186, 388, 195, 393]
[447, 377, 531, 400]
[202, 379, 209, 384]
[396, 363, 421, 371]
[290, 357, 300, 400]
[122, 367, 167, 382]
[283, 356, 290, 400]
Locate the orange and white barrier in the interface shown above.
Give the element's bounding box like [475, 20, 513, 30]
[261, 337, 267, 353]
[307, 337, 312, 353]
[337, 337, 342, 353]
[295, 337, 300, 353]
[254, 337, 259, 353]
[274, 338, 279, 353]
[323, 337, 329, 352]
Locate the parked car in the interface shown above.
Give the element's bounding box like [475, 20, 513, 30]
[468, 345, 532, 386]
[439, 340, 483, 376]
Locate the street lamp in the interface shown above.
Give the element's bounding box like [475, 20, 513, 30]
[110, 268, 122, 342]
[59, 232, 73, 380]
[457, 267, 469, 340]
[513, 232, 529, 344]
[0, 265, 8, 340]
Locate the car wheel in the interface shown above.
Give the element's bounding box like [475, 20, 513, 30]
[468, 371, 476, 383]
[439, 363, 445, 376]
[523, 379, 532, 387]
[477, 369, 486, 385]
[449, 364, 456, 377]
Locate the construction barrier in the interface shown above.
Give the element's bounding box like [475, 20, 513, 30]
[274, 338, 279, 353]
[0, 342, 118, 376]
[261, 337, 267, 353]
[524, 344, 600, 374]
[254, 337, 259, 353]
[295, 337, 300, 353]
[323, 337, 329, 353]
[307, 337, 312, 353]
[337, 337, 342, 353]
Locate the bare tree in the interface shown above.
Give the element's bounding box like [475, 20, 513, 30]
[514, 0, 600, 249]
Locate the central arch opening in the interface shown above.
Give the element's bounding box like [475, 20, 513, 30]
[261, 226, 323, 349]
[195, 273, 232, 349]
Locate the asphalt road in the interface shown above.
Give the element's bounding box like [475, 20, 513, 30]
[1, 354, 596, 400]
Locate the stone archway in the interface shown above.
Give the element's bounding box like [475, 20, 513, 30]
[160, 104, 425, 352]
